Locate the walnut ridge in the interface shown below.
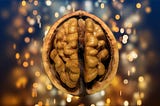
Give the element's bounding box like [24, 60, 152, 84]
[42, 10, 119, 96]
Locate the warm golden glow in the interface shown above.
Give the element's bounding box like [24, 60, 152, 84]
[106, 98, 111, 104]
[24, 37, 30, 43]
[35, 71, 40, 77]
[21, 0, 26, 6]
[23, 61, 29, 67]
[138, 76, 144, 82]
[28, 27, 34, 33]
[24, 52, 30, 59]
[137, 99, 142, 105]
[30, 60, 34, 66]
[54, 12, 59, 18]
[33, 82, 38, 88]
[47, 84, 52, 90]
[124, 100, 129, 106]
[15, 53, 20, 59]
[136, 3, 142, 9]
[145, 7, 151, 13]
[115, 14, 120, 20]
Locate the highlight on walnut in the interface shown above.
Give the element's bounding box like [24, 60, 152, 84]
[42, 10, 119, 96]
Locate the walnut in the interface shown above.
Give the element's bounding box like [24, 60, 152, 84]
[42, 10, 119, 95]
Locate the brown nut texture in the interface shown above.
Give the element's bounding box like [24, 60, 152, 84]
[42, 10, 119, 96]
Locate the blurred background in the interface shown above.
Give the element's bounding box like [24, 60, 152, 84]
[0, 0, 160, 106]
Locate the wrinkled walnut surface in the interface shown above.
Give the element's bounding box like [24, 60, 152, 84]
[42, 10, 119, 96]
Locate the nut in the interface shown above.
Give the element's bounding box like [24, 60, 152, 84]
[42, 10, 119, 95]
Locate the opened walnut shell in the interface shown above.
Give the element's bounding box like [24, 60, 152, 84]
[42, 10, 119, 96]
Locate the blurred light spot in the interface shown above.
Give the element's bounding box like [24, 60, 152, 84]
[128, 70, 130, 76]
[123, 34, 128, 40]
[54, 12, 59, 18]
[140, 92, 144, 98]
[115, 14, 120, 20]
[22, 0, 26, 6]
[126, 28, 132, 34]
[13, 43, 16, 50]
[133, 92, 139, 99]
[67, 5, 72, 10]
[117, 42, 122, 50]
[124, 22, 132, 28]
[122, 39, 128, 44]
[66, 94, 73, 102]
[124, 14, 140, 28]
[112, 26, 119, 32]
[94, 1, 99, 7]
[47, 84, 52, 90]
[131, 66, 136, 73]
[28, 27, 34, 33]
[53, 98, 56, 104]
[145, 6, 151, 13]
[27, 17, 36, 26]
[96, 101, 104, 106]
[119, 90, 122, 96]
[24, 37, 30, 43]
[138, 76, 144, 82]
[106, 98, 111, 104]
[15, 53, 20, 59]
[35, 71, 40, 77]
[84, 1, 93, 12]
[132, 50, 138, 58]
[32, 88, 37, 97]
[16, 76, 28, 88]
[60, 100, 66, 106]
[130, 34, 137, 43]
[100, 3, 105, 9]
[34, 0, 39, 6]
[23, 61, 29, 67]
[71, 2, 77, 11]
[33, 10, 38, 16]
[120, 28, 125, 33]
[38, 101, 43, 106]
[66, 97, 72, 103]
[123, 100, 129, 106]
[45, 0, 52, 6]
[90, 104, 95, 106]
[126, 44, 134, 51]
[136, 3, 142, 9]
[100, 90, 105, 96]
[24, 52, 30, 59]
[18, 28, 25, 35]
[60, 6, 66, 13]
[120, 0, 125, 3]
[127, 51, 138, 62]
[33, 82, 38, 88]
[123, 79, 128, 84]
[137, 99, 142, 106]
[36, 15, 41, 28]
[30, 60, 34, 66]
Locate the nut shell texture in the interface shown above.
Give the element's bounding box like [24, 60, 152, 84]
[42, 10, 119, 95]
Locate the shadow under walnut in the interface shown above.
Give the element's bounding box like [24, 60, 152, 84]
[42, 10, 119, 96]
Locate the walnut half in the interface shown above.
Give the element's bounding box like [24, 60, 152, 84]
[42, 10, 119, 96]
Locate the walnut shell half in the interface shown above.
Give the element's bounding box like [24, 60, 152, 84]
[42, 10, 119, 96]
